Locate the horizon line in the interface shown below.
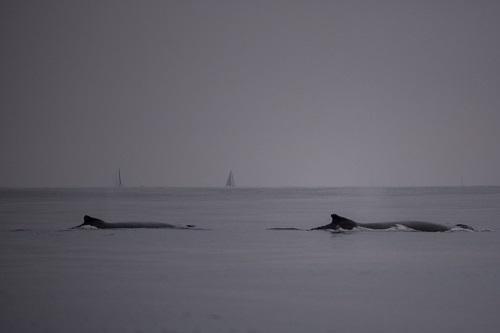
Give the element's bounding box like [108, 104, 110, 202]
[1, 185, 500, 190]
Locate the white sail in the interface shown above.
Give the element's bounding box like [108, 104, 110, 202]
[225, 170, 235, 187]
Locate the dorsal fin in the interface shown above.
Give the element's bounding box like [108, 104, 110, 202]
[84, 215, 105, 223]
[330, 213, 357, 230]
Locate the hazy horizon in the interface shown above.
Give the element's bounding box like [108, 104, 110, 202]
[2, 184, 500, 190]
[2, 0, 500, 187]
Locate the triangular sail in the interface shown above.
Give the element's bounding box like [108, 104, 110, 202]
[117, 169, 123, 187]
[225, 170, 235, 187]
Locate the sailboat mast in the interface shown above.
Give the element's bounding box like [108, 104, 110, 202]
[118, 169, 122, 187]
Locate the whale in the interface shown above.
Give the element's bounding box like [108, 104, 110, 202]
[311, 213, 475, 232]
[72, 215, 201, 230]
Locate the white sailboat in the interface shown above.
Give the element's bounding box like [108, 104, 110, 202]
[225, 170, 235, 188]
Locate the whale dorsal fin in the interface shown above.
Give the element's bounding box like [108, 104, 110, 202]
[71, 215, 106, 228]
[84, 215, 105, 223]
[330, 213, 357, 230]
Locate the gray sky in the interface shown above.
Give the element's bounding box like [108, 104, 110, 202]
[1, 0, 499, 187]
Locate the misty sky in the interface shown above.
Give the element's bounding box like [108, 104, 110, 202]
[1, 0, 500, 187]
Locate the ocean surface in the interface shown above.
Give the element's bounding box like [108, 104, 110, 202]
[1, 187, 500, 333]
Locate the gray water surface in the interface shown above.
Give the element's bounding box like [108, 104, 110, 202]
[1, 187, 500, 333]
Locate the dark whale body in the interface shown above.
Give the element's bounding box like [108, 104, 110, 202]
[73, 215, 199, 230]
[311, 213, 474, 232]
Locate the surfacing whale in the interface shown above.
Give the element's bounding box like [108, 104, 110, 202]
[72, 215, 200, 230]
[311, 213, 475, 232]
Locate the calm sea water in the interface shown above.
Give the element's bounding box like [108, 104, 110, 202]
[1, 187, 500, 333]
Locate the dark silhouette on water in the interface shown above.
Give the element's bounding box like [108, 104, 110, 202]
[117, 169, 123, 188]
[311, 213, 475, 232]
[72, 215, 201, 230]
[225, 170, 235, 188]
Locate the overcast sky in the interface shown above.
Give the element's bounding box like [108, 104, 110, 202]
[1, 0, 499, 187]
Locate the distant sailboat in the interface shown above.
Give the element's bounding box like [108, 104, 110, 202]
[117, 169, 123, 188]
[225, 170, 235, 188]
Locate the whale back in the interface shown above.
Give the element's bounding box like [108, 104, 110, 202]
[455, 223, 475, 231]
